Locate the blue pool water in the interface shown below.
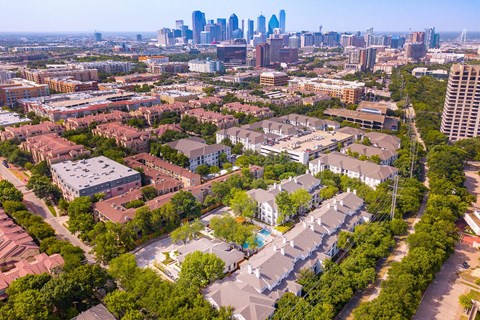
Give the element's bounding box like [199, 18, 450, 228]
[259, 228, 271, 237]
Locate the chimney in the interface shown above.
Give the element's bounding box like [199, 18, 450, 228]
[327, 203, 331, 209]
[274, 182, 277, 189]
[340, 200, 344, 206]
[273, 244, 277, 252]
[347, 187, 351, 193]
[283, 237, 287, 244]
[333, 197, 337, 204]
[294, 177, 298, 183]
[255, 268, 260, 278]
[317, 218, 322, 225]
[290, 240, 294, 248]
[281, 247, 285, 255]
[334, 204, 338, 211]
[353, 189, 357, 195]
[310, 224, 315, 231]
[310, 216, 315, 223]
[303, 221, 307, 228]
[247, 263, 252, 274]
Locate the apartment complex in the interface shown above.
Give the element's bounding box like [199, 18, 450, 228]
[188, 59, 224, 73]
[21, 133, 91, 165]
[309, 151, 398, 189]
[64, 110, 132, 131]
[157, 90, 198, 104]
[51, 156, 142, 201]
[0, 121, 64, 141]
[114, 73, 162, 84]
[19, 90, 159, 121]
[68, 61, 132, 74]
[288, 78, 365, 104]
[167, 137, 231, 171]
[341, 143, 398, 165]
[216, 127, 266, 152]
[183, 108, 238, 129]
[44, 77, 99, 93]
[222, 102, 274, 119]
[134, 103, 191, 125]
[92, 122, 152, 153]
[22, 67, 98, 84]
[260, 72, 289, 86]
[205, 192, 371, 320]
[441, 64, 480, 141]
[364, 132, 401, 151]
[272, 113, 340, 131]
[0, 111, 31, 128]
[0, 78, 49, 108]
[247, 173, 323, 225]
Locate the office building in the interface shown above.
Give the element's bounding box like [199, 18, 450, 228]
[216, 44, 247, 65]
[217, 18, 227, 41]
[410, 31, 425, 44]
[0, 78, 49, 108]
[256, 43, 270, 68]
[192, 10, 206, 44]
[94, 32, 102, 41]
[278, 48, 299, 64]
[257, 14, 266, 34]
[188, 59, 224, 73]
[405, 42, 426, 60]
[288, 36, 301, 49]
[167, 137, 231, 171]
[441, 64, 480, 141]
[136, 34, 142, 41]
[200, 31, 212, 44]
[20, 133, 91, 165]
[158, 28, 174, 47]
[288, 78, 365, 104]
[301, 33, 314, 47]
[268, 37, 284, 62]
[260, 72, 289, 86]
[227, 14, 239, 40]
[51, 156, 142, 201]
[247, 19, 254, 40]
[268, 15, 279, 36]
[279, 10, 286, 33]
[424, 27, 440, 50]
[0, 70, 16, 83]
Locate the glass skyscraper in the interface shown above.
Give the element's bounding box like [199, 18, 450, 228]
[268, 15, 279, 36]
[257, 14, 266, 34]
[279, 10, 286, 34]
[192, 10, 206, 45]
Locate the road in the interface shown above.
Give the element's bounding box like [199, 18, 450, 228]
[0, 164, 95, 262]
[413, 240, 480, 320]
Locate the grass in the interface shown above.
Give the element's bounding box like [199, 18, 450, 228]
[47, 205, 57, 217]
[275, 221, 294, 234]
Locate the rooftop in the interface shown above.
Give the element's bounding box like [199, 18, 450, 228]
[265, 130, 353, 153]
[167, 137, 230, 159]
[0, 110, 31, 127]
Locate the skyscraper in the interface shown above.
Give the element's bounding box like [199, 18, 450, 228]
[217, 18, 227, 41]
[192, 11, 206, 45]
[94, 32, 102, 42]
[268, 15, 279, 36]
[279, 10, 286, 33]
[441, 64, 480, 141]
[257, 14, 266, 34]
[256, 43, 270, 68]
[247, 19, 254, 41]
[176, 20, 184, 29]
[227, 14, 239, 40]
[425, 27, 440, 50]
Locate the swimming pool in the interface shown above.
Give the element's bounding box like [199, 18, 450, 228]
[259, 228, 271, 237]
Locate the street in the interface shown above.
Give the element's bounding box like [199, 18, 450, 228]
[0, 164, 95, 262]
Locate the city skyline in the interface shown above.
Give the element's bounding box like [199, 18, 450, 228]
[2, 0, 479, 33]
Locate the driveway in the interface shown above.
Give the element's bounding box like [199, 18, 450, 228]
[413, 240, 480, 320]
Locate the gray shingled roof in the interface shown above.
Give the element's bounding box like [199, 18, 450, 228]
[167, 137, 230, 159]
[344, 143, 398, 161]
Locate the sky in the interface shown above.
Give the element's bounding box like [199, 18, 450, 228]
[2, 0, 479, 33]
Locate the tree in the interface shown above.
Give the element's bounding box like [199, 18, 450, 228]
[232, 143, 244, 155]
[320, 185, 339, 200]
[141, 186, 157, 201]
[390, 219, 408, 235]
[179, 251, 225, 287]
[170, 219, 204, 245]
[196, 164, 210, 176]
[275, 191, 296, 225]
[203, 86, 216, 97]
[67, 197, 95, 238]
[26, 175, 62, 203]
[104, 290, 138, 319]
[209, 165, 220, 174]
[209, 215, 256, 248]
[290, 189, 312, 214]
[11, 289, 49, 320]
[229, 189, 256, 219]
[170, 191, 201, 219]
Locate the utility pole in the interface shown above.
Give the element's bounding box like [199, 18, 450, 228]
[390, 175, 399, 220]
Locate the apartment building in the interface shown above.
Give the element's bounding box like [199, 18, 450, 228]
[0, 211, 39, 268]
[260, 72, 289, 86]
[44, 77, 99, 93]
[188, 97, 223, 108]
[0, 121, 64, 141]
[114, 73, 162, 84]
[92, 122, 152, 153]
[341, 143, 398, 165]
[222, 102, 274, 119]
[440, 64, 480, 141]
[21, 133, 91, 165]
[68, 61, 132, 74]
[22, 67, 98, 84]
[19, 90, 159, 122]
[309, 151, 398, 189]
[0, 253, 64, 297]
[134, 103, 191, 125]
[364, 132, 401, 151]
[242, 120, 298, 138]
[323, 108, 399, 131]
[0, 111, 31, 128]
[64, 110, 132, 131]
[124, 153, 201, 187]
[288, 78, 365, 104]
[183, 108, 238, 129]
[51, 156, 142, 201]
[0, 78, 49, 108]
[167, 137, 231, 171]
[157, 90, 198, 104]
[247, 173, 323, 225]
[216, 127, 266, 152]
[205, 192, 371, 320]
[188, 59, 225, 73]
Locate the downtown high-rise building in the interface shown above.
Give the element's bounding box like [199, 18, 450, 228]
[279, 10, 286, 33]
[192, 10, 206, 44]
[441, 64, 480, 141]
[268, 15, 279, 36]
[217, 18, 227, 41]
[425, 27, 440, 50]
[257, 14, 266, 34]
[247, 19, 254, 41]
[227, 14, 239, 40]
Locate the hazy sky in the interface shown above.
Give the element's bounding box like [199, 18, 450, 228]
[3, 0, 479, 33]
